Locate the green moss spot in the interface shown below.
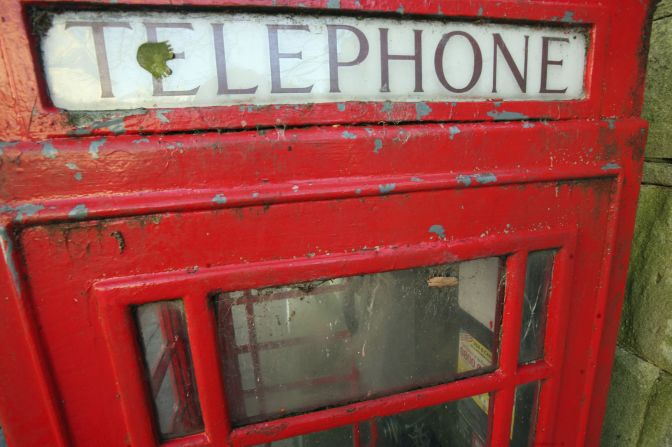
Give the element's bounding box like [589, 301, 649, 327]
[136, 42, 175, 80]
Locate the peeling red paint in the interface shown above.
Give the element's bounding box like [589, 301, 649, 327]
[0, 1, 654, 447]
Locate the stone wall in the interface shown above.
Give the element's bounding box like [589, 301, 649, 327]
[602, 1, 672, 445]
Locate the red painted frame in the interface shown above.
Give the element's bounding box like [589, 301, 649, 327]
[0, 117, 649, 447]
[0, 0, 654, 446]
[94, 230, 575, 447]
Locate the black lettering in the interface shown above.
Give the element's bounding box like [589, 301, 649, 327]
[65, 21, 132, 98]
[327, 25, 369, 93]
[144, 22, 200, 97]
[540, 36, 569, 94]
[379, 28, 423, 92]
[434, 31, 483, 93]
[492, 33, 529, 93]
[267, 25, 313, 94]
[212, 23, 258, 95]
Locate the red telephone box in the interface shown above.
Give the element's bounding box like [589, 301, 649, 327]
[0, 1, 653, 446]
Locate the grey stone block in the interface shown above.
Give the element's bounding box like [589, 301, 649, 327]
[639, 371, 672, 447]
[643, 162, 672, 187]
[643, 17, 672, 159]
[620, 186, 672, 373]
[602, 348, 661, 447]
[655, 0, 672, 20]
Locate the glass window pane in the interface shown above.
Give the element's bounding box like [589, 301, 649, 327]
[135, 300, 204, 440]
[254, 394, 492, 447]
[510, 381, 541, 446]
[256, 425, 354, 446]
[372, 394, 492, 447]
[215, 257, 505, 426]
[519, 251, 556, 364]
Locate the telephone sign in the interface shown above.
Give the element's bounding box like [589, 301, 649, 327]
[42, 11, 587, 110]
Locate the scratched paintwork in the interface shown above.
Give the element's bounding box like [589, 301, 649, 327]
[0, 118, 650, 447]
[0, 1, 655, 447]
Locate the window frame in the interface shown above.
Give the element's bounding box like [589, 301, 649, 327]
[94, 229, 576, 447]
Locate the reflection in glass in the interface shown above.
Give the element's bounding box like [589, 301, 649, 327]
[371, 395, 492, 447]
[519, 251, 556, 364]
[254, 394, 492, 447]
[510, 381, 541, 446]
[259, 425, 353, 446]
[135, 300, 204, 440]
[214, 257, 505, 426]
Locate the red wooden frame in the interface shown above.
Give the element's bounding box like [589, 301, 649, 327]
[94, 230, 575, 447]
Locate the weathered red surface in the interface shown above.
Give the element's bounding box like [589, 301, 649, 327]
[0, 1, 653, 446]
[0, 0, 648, 141]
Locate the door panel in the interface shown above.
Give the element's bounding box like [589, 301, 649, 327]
[6, 117, 644, 446]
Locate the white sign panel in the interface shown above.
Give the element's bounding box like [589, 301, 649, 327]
[41, 11, 587, 111]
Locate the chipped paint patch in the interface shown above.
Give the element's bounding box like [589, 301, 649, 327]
[474, 173, 497, 184]
[373, 139, 383, 153]
[110, 231, 125, 253]
[212, 194, 227, 204]
[337, 103, 346, 112]
[14, 204, 45, 222]
[292, 185, 299, 192]
[487, 110, 529, 121]
[457, 175, 473, 187]
[67, 109, 146, 136]
[429, 224, 446, 239]
[88, 137, 106, 159]
[155, 109, 172, 123]
[393, 129, 411, 144]
[355, 188, 362, 195]
[477, 6, 484, 16]
[601, 162, 621, 171]
[381, 101, 393, 114]
[166, 143, 184, 150]
[68, 204, 89, 219]
[0, 227, 21, 294]
[605, 118, 616, 130]
[560, 11, 578, 23]
[66, 163, 83, 181]
[457, 173, 497, 186]
[73, 117, 127, 135]
[342, 131, 357, 140]
[133, 138, 150, 144]
[415, 102, 432, 120]
[327, 0, 340, 8]
[396, 5, 404, 13]
[411, 177, 423, 183]
[379, 183, 396, 194]
[1, 204, 43, 222]
[41, 142, 58, 159]
[252, 192, 260, 198]
[523, 122, 536, 129]
[0, 141, 18, 155]
[449, 126, 461, 140]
